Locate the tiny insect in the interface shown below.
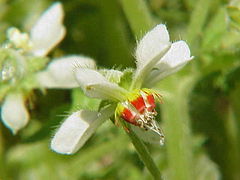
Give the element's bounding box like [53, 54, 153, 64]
[116, 88, 165, 145]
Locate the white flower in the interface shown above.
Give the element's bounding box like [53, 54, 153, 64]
[133, 25, 171, 89]
[37, 56, 96, 88]
[1, 93, 29, 134]
[7, 28, 32, 51]
[7, 2, 65, 56]
[132, 24, 193, 89]
[51, 24, 193, 154]
[144, 40, 193, 87]
[1, 2, 65, 133]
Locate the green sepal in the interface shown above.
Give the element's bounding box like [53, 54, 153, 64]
[118, 68, 134, 90]
[25, 56, 49, 73]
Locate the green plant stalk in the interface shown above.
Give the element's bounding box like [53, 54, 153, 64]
[161, 77, 194, 180]
[119, 0, 155, 39]
[187, 0, 211, 46]
[225, 105, 240, 179]
[228, 86, 240, 179]
[126, 126, 163, 180]
[99, 0, 134, 67]
[113, 117, 162, 178]
[230, 86, 240, 150]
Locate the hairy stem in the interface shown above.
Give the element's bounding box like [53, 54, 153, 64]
[126, 126, 163, 180]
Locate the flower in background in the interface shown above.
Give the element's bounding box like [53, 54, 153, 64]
[51, 24, 193, 154]
[7, 2, 65, 57]
[36, 55, 96, 88]
[0, 2, 66, 134]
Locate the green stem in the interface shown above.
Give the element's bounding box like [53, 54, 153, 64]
[187, 0, 211, 46]
[225, 106, 240, 179]
[119, 0, 155, 39]
[228, 85, 240, 179]
[126, 126, 163, 180]
[98, 0, 134, 67]
[230, 86, 240, 152]
[161, 77, 194, 180]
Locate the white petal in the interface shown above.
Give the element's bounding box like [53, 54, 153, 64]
[1, 93, 29, 134]
[145, 41, 193, 86]
[51, 105, 115, 154]
[132, 44, 170, 89]
[135, 24, 171, 69]
[30, 2, 65, 56]
[156, 40, 192, 68]
[75, 68, 128, 101]
[51, 110, 97, 154]
[37, 56, 96, 88]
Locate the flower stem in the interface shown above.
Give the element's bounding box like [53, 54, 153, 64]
[161, 77, 194, 180]
[126, 126, 163, 180]
[119, 0, 155, 39]
[187, 0, 211, 46]
[228, 86, 240, 179]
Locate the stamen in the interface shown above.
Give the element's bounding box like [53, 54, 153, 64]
[144, 121, 165, 145]
[136, 110, 165, 145]
[117, 89, 165, 145]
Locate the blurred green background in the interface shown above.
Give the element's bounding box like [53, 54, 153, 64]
[1, 0, 240, 179]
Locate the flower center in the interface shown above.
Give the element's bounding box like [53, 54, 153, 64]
[116, 89, 165, 145]
[7, 27, 33, 53]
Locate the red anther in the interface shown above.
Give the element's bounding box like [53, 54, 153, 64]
[146, 94, 156, 111]
[130, 96, 146, 113]
[121, 108, 138, 125]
